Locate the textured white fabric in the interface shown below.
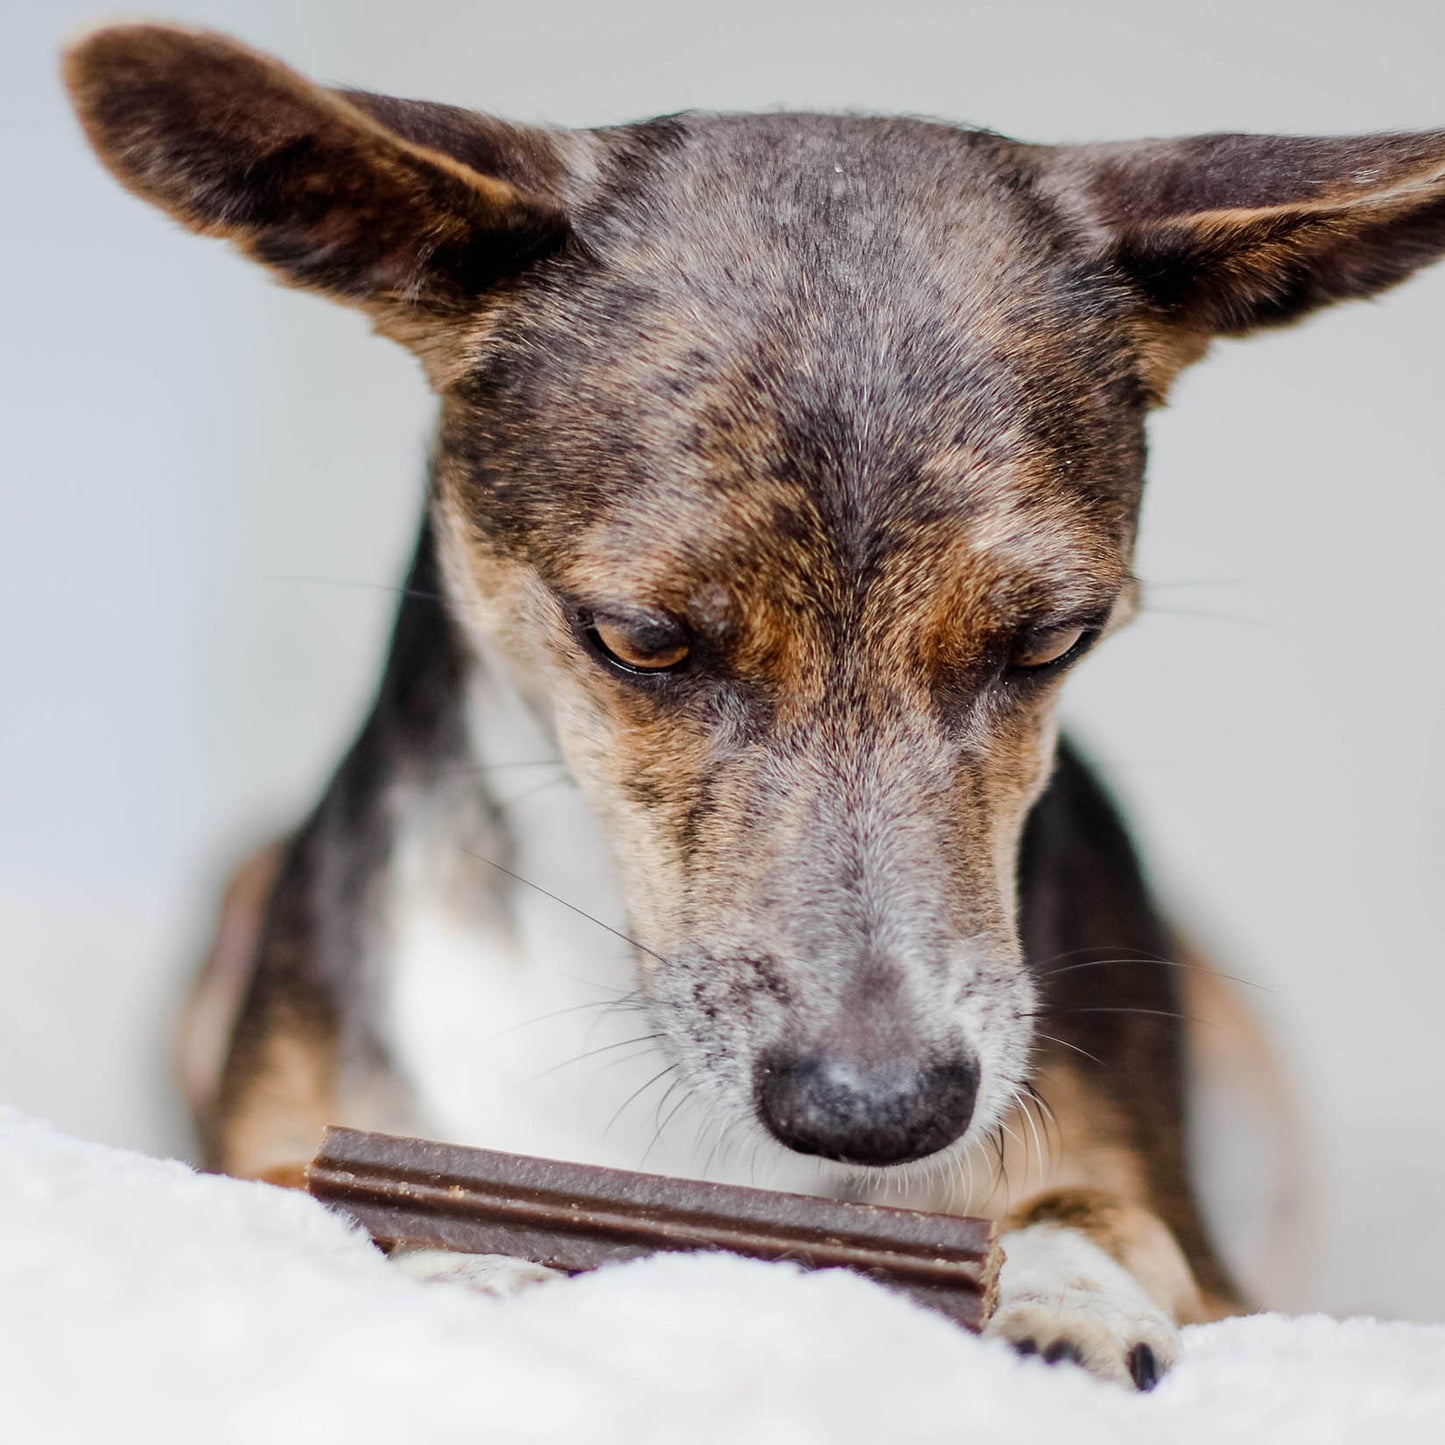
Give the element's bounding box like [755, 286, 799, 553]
[2, 1106, 1442, 1444]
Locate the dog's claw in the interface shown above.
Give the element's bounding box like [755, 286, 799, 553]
[1010, 1335, 1094, 1370]
[1043, 1339, 1085, 1366]
[1127, 1342, 1160, 1392]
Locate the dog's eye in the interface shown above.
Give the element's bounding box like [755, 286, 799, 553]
[588, 617, 690, 674]
[1009, 623, 1090, 672]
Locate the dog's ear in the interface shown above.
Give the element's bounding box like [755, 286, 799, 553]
[63, 25, 571, 383]
[1045, 131, 1445, 397]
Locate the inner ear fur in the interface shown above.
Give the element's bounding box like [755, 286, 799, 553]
[63, 24, 570, 376]
[1042, 130, 1445, 398]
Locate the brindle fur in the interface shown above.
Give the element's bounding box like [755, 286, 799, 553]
[66, 23, 1445, 1387]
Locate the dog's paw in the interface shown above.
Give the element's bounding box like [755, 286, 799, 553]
[988, 1295, 1175, 1390]
[986, 1223, 1179, 1390]
[389, 1246, 564, 1298]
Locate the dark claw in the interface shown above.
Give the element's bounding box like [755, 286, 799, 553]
[1012, 1338, 1039, 1357]
[1127, 1343, 1160, 1392]
[1043, 1340, 1084, 1366]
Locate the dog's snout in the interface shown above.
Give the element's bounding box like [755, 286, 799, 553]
[755, 1053, 978, 1166]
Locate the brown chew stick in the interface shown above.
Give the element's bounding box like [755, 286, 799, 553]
[306, 1126, 1001, 1330]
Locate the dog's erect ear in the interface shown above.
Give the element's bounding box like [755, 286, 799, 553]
[63, 25, 570, 381]
[1045, 131, 1445, 397]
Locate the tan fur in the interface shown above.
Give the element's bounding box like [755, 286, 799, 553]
[177, 841, 284, 1127]
[1006, 1188, 1211, 1324]
[219, 1028, 337, 1181]
[1128, 321, 1212, 404]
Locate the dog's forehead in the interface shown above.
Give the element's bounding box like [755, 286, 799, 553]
[450, 112, 1145, 592]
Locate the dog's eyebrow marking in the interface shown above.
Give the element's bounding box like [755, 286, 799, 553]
[574, 599, 681, 634]
[690, 583, 735, 631]
[1016, 579, 1129, 624]
[966, 535, 1133, 618]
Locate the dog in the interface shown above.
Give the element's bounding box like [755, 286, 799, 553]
[64, 22, 1445, 1390]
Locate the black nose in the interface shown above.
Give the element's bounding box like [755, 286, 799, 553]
[755, 1054, 979, 1166]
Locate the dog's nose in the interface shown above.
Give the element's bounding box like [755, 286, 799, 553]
[755, 1053, 979, 1166]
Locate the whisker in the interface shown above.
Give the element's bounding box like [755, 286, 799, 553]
[995, 1115, 1022, 1204]
[986, 1127, 1009, 1209]
[482, 987, 647, 1042]
[1034, 943, 1151, 967]
[1011, 1087, 1046, 1194]
[948, 1147, 969, 1210]
[701, 1110, 749, 1182]
[464, 849, 668, 966]
[592, 1046, 674, 1078]
[498, 772, 573, 808]
[641, 1079, 695, 1170]
[924, 1149, 946, 1204]
[1036, 953, 1269, 993]
[265, 573, 444, 604]
[1048, 1005, 1218, 1028]
[1140, 576, 1285, 592]
[481, 997, 615, 1042]
[698, 1114, 727, 1180]
[447, 758, 568, 775]
[1021, 1080, 1059, 1161]
[1139, 603, 1280, 629]
[1032, 1032, 1108, 1069]
[1026, 1062, 1077, 1110]
[603, 1062, 678, 1140]
[523, 1032, 665, 1084]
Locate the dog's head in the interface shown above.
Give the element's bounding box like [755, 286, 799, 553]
[67, 26, 1445, 1170]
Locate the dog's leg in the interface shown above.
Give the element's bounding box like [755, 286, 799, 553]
[982, 741, 1244, 1387]
[200, 519, 473, 1179]
[178, 839, 285, 1146]
[990, 1187, 1195, 1388]
[986, 1117, 1219, 1387]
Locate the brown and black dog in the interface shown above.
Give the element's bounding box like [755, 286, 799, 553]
[65, 22, 1445, 1389]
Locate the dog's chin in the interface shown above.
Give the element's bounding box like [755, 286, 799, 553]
[723, 1097, 1018, 1211]
[807, 1135, 999, 1211]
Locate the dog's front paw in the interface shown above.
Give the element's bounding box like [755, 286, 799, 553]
[986, 1223, 1179, 1390]
[987, 1294, 1175, 1390]
[389, 1246, 564, 1298]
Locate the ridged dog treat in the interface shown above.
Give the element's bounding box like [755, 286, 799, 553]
[306, 1126, 1001, 1330]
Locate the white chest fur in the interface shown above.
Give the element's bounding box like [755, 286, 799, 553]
[380, 651, 748, 1182]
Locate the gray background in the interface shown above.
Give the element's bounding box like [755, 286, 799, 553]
[5, 0, 1443, 1318]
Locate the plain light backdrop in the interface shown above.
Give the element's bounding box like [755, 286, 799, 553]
[4, 0, 1444, 1319]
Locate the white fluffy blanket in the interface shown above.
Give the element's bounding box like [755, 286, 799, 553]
[2, 1108, 1442, 1444]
